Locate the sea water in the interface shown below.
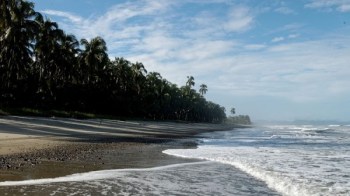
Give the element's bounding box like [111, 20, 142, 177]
[0, 124, 349, 195]
[0, 161, 279, 195]
[165, 124, 350, 196]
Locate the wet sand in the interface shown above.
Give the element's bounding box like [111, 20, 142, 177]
[0, 116, 235, 181]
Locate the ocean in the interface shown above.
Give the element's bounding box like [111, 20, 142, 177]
[165, 124, 350, 196]
[0, 124, 349, 195]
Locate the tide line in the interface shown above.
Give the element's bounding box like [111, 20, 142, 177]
[0, 161, 211, 186]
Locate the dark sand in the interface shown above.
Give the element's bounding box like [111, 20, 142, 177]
[0, 116, 235, 181]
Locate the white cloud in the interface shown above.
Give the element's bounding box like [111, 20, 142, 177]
[41, 0, 350, 107]
[270, 34, 299, 43]
[275, 6, 296, 14]
[225, 6, 254, 33]
[288, 34, 299, 38]
[41, 10, 83, 23]
[244, 44, 267, 50]
[339, 4, 350, 11]
[43, 0, 171, 42]
[96, 0, 172, 23]
[215, 37, 350, 102]
[305, 0, 350, 12]
[271, 36, 285, 42]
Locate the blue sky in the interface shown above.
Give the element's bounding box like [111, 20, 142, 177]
[31, 0, 350, 122]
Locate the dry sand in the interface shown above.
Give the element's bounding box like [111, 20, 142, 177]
[0, 133, 67, 155]
[0, 116, 234, 151]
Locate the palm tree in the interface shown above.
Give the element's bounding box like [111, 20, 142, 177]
[34, 16, 63, 78]
[79, 36, 108, 85]
[0, 1, 229, 123]
[131, 62, 147, 95]
[199, 84, 208, 96]
[144, 72, 164, 118]
[186, 76, 195, 88]
[0, 0, 39, 101]
[58, 33, 80, 84]
[33, 15, 66, 103]
[146, 72, 163, 96]
[113, 57, 132, 93]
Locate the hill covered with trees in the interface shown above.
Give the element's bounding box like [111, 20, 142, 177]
[0, 0, 227, 122]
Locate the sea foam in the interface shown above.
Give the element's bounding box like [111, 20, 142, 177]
[164, 125, 350, 196]
[164, 147, 314, 196]
[0, 161, 210, 186]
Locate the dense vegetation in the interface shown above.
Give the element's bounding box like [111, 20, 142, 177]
[0, 0, 227, 122]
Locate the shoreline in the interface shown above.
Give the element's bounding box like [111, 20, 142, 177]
[0, 116, 236, 181]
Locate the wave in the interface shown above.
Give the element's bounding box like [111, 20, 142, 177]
[163, 147, 327, 196]
[0, 161, 210, 186]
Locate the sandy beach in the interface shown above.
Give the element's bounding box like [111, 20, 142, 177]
[0, 116, 235, 182]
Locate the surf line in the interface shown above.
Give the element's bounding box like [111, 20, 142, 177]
[0, 161, 212, 186]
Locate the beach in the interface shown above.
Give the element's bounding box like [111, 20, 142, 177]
[0, 116, 302, 195]
[0, 116, 281, 196]
[0, 116, 233, 182]
[0, 116, 322, 195]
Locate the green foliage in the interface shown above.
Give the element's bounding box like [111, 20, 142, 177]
[0, 0, 227, 123]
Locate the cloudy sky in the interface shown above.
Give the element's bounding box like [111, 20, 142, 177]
[31, 0, 350, 122]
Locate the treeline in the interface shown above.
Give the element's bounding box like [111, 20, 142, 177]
[227, 115, 252, 125]
[0, 0, 226, 122]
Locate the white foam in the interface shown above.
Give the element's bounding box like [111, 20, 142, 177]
[164, 147, 316, 196]
[0, 161, 210, 186]
[270, 135, 281, 139]
[163, 125, 350, 196]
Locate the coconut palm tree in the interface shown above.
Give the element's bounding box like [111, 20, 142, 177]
[33, 15, 66, 103]
[0, 0, 39, 101]
[58, 33, 80, 84]
[79, 36, 108, 85]
[199, 84, 208, 96]
[186, 76, 195, 88]
[113, 57, 132, 93]
[34, 16, 63, 76]
[131, 62, 147, 95]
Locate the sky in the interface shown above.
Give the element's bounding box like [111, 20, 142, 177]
[31, 0, 350, 122]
